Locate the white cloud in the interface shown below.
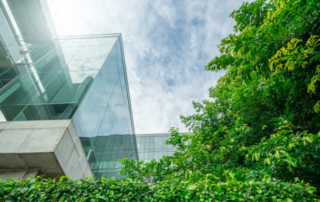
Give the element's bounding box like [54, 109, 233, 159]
[151, 0, 176, 27]
[47, 0, 252, 134]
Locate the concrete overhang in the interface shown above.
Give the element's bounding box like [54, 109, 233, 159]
[0, 120, 92, 180]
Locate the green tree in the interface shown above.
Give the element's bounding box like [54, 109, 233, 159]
[120, 0, 320, 197]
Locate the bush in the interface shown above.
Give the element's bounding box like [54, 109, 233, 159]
[0, 176, 318, 201]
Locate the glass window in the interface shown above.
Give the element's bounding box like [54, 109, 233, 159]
[138, 153, 143, 161]
[16, 41, 57, 64]
[136, 137, 141, 144]
[107, 78, 129, 135]
[86, 37, 118, 46]
[154, 140, 159, 150]
[148, 152, 154, 160]
[63, 38, 90, 47]
[96, 107, 113, 137]
[60, 46, 83, 65]
[149, 136, 155, 143]
[26, 49, 69, 76]
[154, 152, 159, 160]
[67, 45, 112, 71]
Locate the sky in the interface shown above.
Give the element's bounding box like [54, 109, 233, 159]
[47, 0, 251, 134]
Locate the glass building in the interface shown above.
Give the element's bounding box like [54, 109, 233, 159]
[0, 0, 138, 178]
[0, 0, 189, 180]
[0, 33, 139, 178]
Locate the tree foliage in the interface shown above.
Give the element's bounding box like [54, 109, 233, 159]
[119, 0, 320, 199]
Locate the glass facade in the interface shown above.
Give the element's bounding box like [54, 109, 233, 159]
[80, 135, 137, 179]
[0, 36, 117, 121]
[136, 133, 181, 162]
[72, 35, 138, 179]
[0, 34, 138, 179]
[80, 133, 191, 178]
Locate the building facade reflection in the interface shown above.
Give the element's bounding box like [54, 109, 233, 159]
[0, 34, 138, 179]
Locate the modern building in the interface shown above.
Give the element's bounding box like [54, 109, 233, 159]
[0, 0, 138, 180]
[0, 0, 187, 180]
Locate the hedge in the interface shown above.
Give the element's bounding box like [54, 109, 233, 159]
[0, 176, 318, 201]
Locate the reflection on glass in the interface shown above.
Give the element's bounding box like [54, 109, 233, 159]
[0, 34, 137, 180]
[0, 36, 119, 123]
[73, 37, 137, 179]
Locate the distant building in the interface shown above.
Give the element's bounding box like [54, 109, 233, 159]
[135, 133, 191, 162]
[80, 132, 191, 178]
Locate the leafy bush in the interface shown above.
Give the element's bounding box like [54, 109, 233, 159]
[0, 176, 318, 201]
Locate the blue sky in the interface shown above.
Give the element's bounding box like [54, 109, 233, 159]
[47, 0, 252, 133]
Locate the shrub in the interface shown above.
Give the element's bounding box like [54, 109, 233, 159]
[0, 176, 318, 201]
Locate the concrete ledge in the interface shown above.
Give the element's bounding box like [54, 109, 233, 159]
[0, 120, 92, 180]
[0, 120, 72, 130]
[0, 169, 39, 180]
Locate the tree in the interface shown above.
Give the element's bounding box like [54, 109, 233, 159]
[120, 0, 320, 197]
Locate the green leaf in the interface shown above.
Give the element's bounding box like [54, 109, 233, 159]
[306, 136, 312, 143]
[187, 184, 197, 191]
[275, 150, 280, 159]
[265, 158, 271, 166]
